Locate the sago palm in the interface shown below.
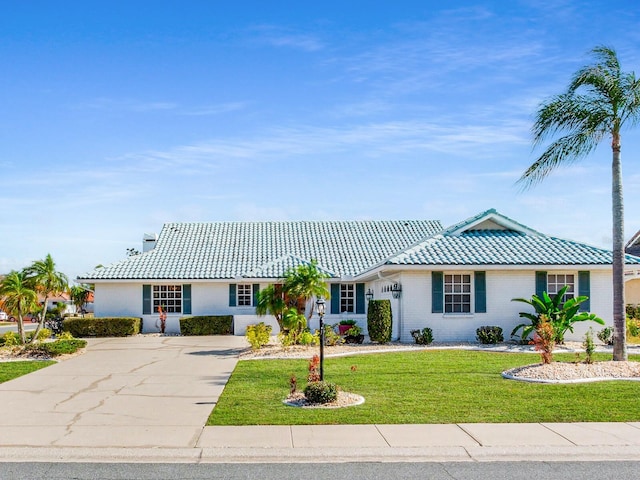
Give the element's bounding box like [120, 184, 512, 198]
[518, 45, 640, 361]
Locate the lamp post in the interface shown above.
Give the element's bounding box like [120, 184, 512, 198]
[316, 297, 326, 381]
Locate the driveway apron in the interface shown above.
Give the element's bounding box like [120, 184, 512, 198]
[0, 336, 244, 448]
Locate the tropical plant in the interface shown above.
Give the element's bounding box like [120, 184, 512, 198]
[245, 322, 272, 350]
[23, 254, 69, 343]
[0, 271, 38, 343]
[531, 316, 555, 364]
[518, 46, 640, 361]
[283, 260, 330, 321]
[69, 285, 91, 315]
[511, 286, 604, 343]
[255, 284, 287, 331]
[583, 328, 595, 364]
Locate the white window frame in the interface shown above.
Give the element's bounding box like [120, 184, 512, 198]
[237, 284, 254, 307]
[444, 274, 472, 314]
[340, 284, 355, 313]
[547, 273, 575, 303]
[152, 285, 182, 314]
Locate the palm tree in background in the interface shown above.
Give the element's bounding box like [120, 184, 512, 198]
[0, 271, 38, 344]
[518, 46, 640, 361]
[283, 260, 330, 321]
[24, 253, 69, 343]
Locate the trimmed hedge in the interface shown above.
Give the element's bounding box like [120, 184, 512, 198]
[180, 316, 233, 336]
[24, 338, 87, 356]
[367, 299, 392, 344]
[62, 317, 141, 337]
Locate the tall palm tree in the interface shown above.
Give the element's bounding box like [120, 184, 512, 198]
[283, 260, 330, 321]
[0, 271, 38, 344]
[23, 254, 69, 342]
[518, 45, 640, 361]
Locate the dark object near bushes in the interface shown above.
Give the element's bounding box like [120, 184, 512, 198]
[597, 327, 614, 345]
[63, 317, 141, 337]
[410, 328, 433, 345]
[476, 326, 504, 344]
[367, 300, 392, 344]
[304, 381, 338, 404]
[24, 339, 87, 356]
[180, 316, 233, 335]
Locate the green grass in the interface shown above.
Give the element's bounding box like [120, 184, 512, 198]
[208, 350, 640, 425]
[0, 360, 55, 383]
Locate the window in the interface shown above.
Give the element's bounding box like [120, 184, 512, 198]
[237, 284, 253, 306]
[153, 285, 182, 314]
[340, 284, 355, 313]
[547, 274, 575, 303]
[444, 274, 471, 313]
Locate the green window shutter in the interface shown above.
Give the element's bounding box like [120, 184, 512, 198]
[142, 285, 151, 315]
[330, 284, 340, 314]
[474, 272, 486, 313]
[229, 284, 236, 307]
[432, 272, 443, 313]
[252, 284, 260, 307]
[578, 271, 590, 312]
[535, 271, 547, 298]
[355, 283, 365, 314]
[182, 284, 192, 315]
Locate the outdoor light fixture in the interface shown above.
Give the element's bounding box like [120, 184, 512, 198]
[366, 288, 374, 302]
[316, 297, 326, 381]
[391, 283, 402, 299]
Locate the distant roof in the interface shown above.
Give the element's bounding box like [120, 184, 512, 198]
[79, 220, 443, 280]
[78, 210, 640, 282]
[626, 230, 640, 257]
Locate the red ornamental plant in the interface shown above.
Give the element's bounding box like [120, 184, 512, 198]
[157, 305, 167, 334]
[308, 355, 320, 383]
[530, 316, 555, 364]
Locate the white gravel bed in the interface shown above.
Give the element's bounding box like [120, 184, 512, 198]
[503, 361, 640, 384]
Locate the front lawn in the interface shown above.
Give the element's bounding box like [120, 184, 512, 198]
[208, 350, 640, 425]
[0, 360, 55, 383]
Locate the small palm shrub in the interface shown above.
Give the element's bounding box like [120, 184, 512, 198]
[597, 327, 614, 345]
[367, 300, 392, 344]
[583, 328, 595, 364]
[410, 328, 433, 345]
[476, 326, 503, 344]
[304, 381, 338, 404]
[245, 322, 272, 350]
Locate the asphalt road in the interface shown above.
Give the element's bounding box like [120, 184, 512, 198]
[1, 462, 639, 480]
[0, 323, 38, 335]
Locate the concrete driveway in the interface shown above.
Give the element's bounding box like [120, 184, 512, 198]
[0, 335, 245, 448]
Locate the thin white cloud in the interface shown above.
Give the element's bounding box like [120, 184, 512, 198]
[245, 25, 324, 52]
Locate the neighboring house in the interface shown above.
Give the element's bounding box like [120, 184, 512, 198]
[625, 230, 640, 305]
[77, 209, 640, 342]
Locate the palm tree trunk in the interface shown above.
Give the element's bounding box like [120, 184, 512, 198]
[29, 295, 48, 344]
[612, 137, 627, 361]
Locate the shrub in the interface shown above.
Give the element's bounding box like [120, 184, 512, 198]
[304, 381, 338, 404]
[597, 327, 614, 345]
[583, 328, 595, 364]
[63, 317, 141, 337]
[410, 328, 433, 345]
[323, 324, 344, 346]
[277, 331, 295, 349]
[245, 322, 272, 350]
[298, 330, 319, 346]
[24, 338, 87, 356]
[476, 326, 504, 344]
[26, 328, 52, 343]
[57, 331, 75, 340]
[1, 331, 20, 346]
[367, 299, 392, 344]
[308, 355, 320, 383]
[627, 318, 640, 337]
[180, 316, 233, 335]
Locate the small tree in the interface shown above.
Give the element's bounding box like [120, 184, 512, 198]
[0, 271, 38, 344]
[283, 260, 330, 321]
[23, 254, 69, 343]
[69, 285, 91, 316]
[367, 299, 392, 343]
[256, 284, 286, 331]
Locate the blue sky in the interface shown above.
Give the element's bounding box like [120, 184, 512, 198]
[2, 0, 640, 280]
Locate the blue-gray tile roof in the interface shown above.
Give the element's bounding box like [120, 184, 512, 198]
[80, 220, 443, 280]
[385, 230, 640, 266]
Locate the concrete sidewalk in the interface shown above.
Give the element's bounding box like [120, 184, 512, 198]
[1, 336, 639, 463]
